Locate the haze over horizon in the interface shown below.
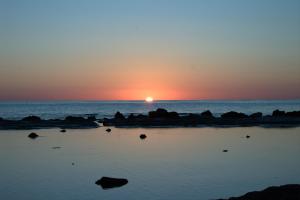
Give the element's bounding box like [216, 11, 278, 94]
[1, 0, 300, 100]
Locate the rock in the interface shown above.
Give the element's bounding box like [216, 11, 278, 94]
[22, 116, 41, 122]
[218, 184, 300, 200]
[60, 129, 66, 133]
[114, 111, 125, 120]
[52, 146, 61, 149]
[72, 162, 75, 166]
[201, 110, 213, 118]
[28, 132, 39, 139]
[106, 128, 111, 132]
[285, 111, 300, 118]
[0, 117, 3, 121]
[65, 116, 86, 122]
[87, 116, 96, 121]
[221, 111, 248, 119]
[223, 149, 228, 152]
[140, 134, 147, 139]
[168, 111, 180, 119]
[148, 108, 169, 118]
[272, 109, 285, 117]
[246, 135, 250, 138]
[95, 177, 128, 189]
[249, 112, 262, 119]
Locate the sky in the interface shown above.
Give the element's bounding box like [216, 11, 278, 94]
[1, 0, 300, 100]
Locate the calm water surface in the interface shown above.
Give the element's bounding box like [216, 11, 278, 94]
[0, 127, 300, 200]
[1, 100, 300, 119]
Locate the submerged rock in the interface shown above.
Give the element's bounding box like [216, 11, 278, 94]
[218, 184, 300, 200]
[140, 134, 147, 139]
[95, 177, 128, 189]
[28, 132, 39, 139]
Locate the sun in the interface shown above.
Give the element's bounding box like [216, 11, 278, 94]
[145, 96, 153, 103]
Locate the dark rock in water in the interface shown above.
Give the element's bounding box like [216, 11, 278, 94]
[72, 162, 75, 166]
[249, 112, 262, 119]
[28, 132, 39, 139]
[218, 184, 300, 200]
[221, 111, 248, 119]
[201, 110, 213, 118]
[52, 146, 61, 149]
[87, 116, 96, 121]
[140, 134, 147, 139]
[246, 135, 250, 138]
[106, 128, 111, 132]
[223, 149, 228, 152]
[149, 108, 169, 118]
[60, 129, 66, 133]
[168, 111, 180, 119]
[286, 111, 300, 118]
[272, 109, 285, 117]
[65, 116, 86, 122]
[0, 117, 3, 121]
[95, 177, 128, 189]
[114, 111, 125, 120]
[22, 116, 41, 122]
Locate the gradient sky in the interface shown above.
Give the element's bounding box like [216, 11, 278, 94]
[1, 0, 300, 100]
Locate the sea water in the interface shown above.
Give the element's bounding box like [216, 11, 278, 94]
[0, 127, 300, 200]
[0, 100, 300, 119]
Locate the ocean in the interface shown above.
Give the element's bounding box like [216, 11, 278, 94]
[1, 100, 300, 120]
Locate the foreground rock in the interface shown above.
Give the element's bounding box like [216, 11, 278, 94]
[102, 109, 300, 128]
[28, 132, 39, 139]
[218, 184, 300, 200]
[95, 177, 128, 189]
[0, 116, 99, 130]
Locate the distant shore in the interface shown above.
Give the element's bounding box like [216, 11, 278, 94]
[1, 108, 300, 130]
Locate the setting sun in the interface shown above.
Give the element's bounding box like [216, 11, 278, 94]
[145, 96, 153, 103]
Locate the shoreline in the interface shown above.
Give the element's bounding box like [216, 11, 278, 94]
[1, 108, 300, 130]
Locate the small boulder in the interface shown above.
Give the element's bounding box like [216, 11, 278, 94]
[223, 149, 228, 152]
[201, 110, 213, 118]
[28, 132, 39, 139]
[246, 135, 250, 138]
[221, 111, 248, 119]
[249, 112, 263, 119]
[106, 128, 111, 132]
[60, 129, 66, 133]
[22, 116, 41, 122]
[95, 177, 128, 189]
[114, 111, 125, 120]
[140, 134, 147, 139]
[272, 109, 285, 117]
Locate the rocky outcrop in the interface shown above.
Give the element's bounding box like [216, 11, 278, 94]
[218, 184, 300, 200]
[95, 177, 128, 189]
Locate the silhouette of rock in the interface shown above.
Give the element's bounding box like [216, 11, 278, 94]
[201, 110, 213, 118]
[218, 184, 300, 200]
[60, 129, 66, 133]
[223, 149, 228, 152]
[246, 135, 250, 138]
[114, 111, 125, 120]
[140, 134, 147, 139]
[286, 111, 300, 118]
[0, 117, 3, 121]
[22, 116, 41, 122]
[272, 109, 285, 117]
[95, 177, 128, 189]
[249, 112, 262, 119]
[106, 128, 111, 132]
[65, 116, 85, 122]
[149, 108, 169, 118]
[28, 132, 39, 139]
[221, 111, 248, 119]
[87, 116, 96, 121]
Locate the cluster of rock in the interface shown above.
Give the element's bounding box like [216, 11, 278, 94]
[0, 115, 98, 130]
[103, 108, 300, 127]
[218, 184, 300, 200]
